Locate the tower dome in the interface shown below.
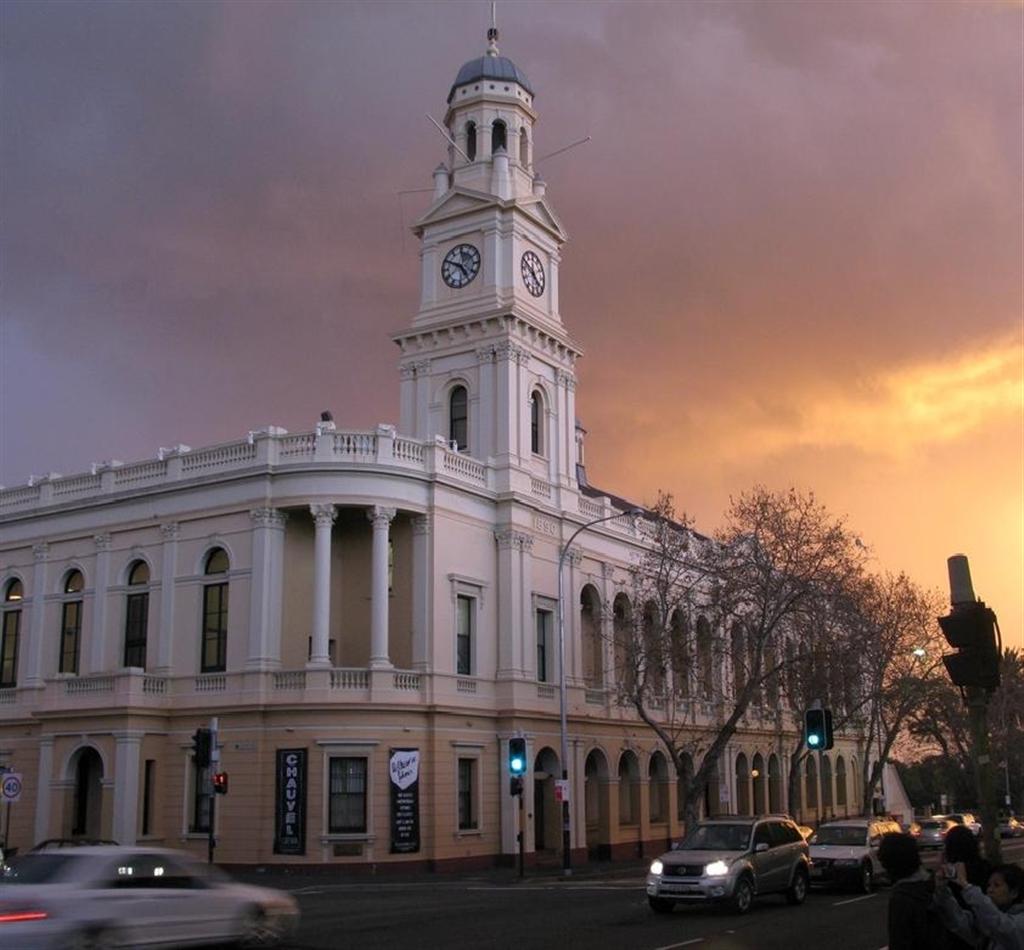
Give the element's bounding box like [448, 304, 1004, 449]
[448, 54, 533, 103]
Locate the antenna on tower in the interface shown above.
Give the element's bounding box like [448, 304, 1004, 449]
[426, 114, 472, 164]
[487, 1, 499, 54]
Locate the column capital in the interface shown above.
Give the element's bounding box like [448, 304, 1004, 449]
[251, 507, 288, 530]
[33, 542, 49, 562]
[494, 341, 528, 365]
[601, 561, 615, 580]
[565, 546, 583, 567]
[310, 503, 337, 528]
[495, 528, 533, 551]
[368, 506, 396, 528]
[555, 368, 577, 391]
[93, 533, 113, 552]
[159, 522, 180, 542]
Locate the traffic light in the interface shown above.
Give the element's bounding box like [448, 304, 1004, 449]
[191, 728, 211, 768]
[509, 776, 524, 797]
[804, 708, 834, 751]
[939, 603, 1000, 690]
[508, 737, 527, 777]
[212, 772, 229, 795]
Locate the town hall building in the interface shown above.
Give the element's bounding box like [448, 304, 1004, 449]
[0, 27, 875, 869]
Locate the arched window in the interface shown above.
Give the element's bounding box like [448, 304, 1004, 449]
[670, 609, 689, 697]
[580, 585, 603, 688]
[613, 594, 633, 690]
[465, 121, 477, 161]
[530, 391, 543, 455]
[449, 385, 468, 452]
[123, 560, 150, 669]
[730, 623, 745, 699]
[696, 616, 713, 699]
[492, 119, 507, 153]
[201, 549, 229, 673]
[60, 569, 85, 674]
[835, 755, 847, 808]
[519, 126, 529, 165]
[735, 753, 751, 815]
[675, 751, 694, 821]
[806, 756, 818, 810]
[1, 578, 23, 688]
[643, 601, 663, 694]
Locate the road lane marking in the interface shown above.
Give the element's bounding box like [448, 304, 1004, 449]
[652, 939, 703, 950]
[833, 893, 878, 906]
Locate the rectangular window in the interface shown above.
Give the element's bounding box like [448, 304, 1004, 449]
[201, 583, 228, 673]
[142, 759, 155, 836]
[536, 609, 553, 683]
[457, 758, 477, 830]
[328, 757, 367, 834]
[191, 764, 211, 833]
[456, 595, 473, 676]
[0, 610, 19, 688]
[59, 600, 82, 674]
[123, 591, 149, 669]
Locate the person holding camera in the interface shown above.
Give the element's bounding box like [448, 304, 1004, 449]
[941, 825, 993, 949]
[936, 862, 1024, 950]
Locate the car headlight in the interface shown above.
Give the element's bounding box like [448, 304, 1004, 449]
[704, 860, 730, 877]
[649, 860, 664, 876]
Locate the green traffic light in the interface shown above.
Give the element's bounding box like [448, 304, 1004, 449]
[808, 735, 820, 747]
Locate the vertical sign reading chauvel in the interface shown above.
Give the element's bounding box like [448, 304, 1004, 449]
[274, 749, 306, 855]
[389, 748, 420, 853]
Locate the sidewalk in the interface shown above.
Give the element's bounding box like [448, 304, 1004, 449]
[230, 856, 652, 891]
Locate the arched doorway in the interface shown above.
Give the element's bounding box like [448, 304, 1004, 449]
[806, 756, 819, 819]
[835, 756, 848, 815]
[752, 753, 766, 815]
[768, 754, 782, 813]
[735, 753, 750, 815]
[821, 755, 834, 819]
[69, 746, 103, 839]
[533, 747, 560, 854]
[584, 749, 611, 861]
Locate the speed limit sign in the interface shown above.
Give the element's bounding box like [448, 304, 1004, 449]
[1, 772, 23, 803]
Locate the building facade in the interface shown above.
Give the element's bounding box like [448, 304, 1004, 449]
[0, 30, 870, 869]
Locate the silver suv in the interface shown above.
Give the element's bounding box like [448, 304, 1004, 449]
[646, 816, 810, 915]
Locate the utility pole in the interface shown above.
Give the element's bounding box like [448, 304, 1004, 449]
[938, 555, 1002, 864]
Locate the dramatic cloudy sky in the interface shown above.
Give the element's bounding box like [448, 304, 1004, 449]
[2, 1, 1021, 648]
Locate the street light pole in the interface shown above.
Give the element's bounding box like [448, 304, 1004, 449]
[557, 506, 642, 877]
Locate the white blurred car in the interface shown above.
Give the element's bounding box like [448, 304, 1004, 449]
[0, 845, 298, 948]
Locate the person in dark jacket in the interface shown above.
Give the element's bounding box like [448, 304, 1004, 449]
[942, 825, 993, 949]
[935, 862, 1024, 950]
[878, 832, 950, 950]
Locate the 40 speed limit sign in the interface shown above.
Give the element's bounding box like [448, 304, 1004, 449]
[1, 772, 23, 803]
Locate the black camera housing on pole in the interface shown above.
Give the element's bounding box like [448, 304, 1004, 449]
[939, 602, 1000, 690]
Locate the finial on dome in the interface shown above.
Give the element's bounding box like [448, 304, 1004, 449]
[486, 1, 499, 56]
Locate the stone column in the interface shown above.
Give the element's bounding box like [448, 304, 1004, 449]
[368, 506, 395, 669]
[411, 515, 431, 671]
[566, 548, 583, 684]
[247, 508, 287, 670]
[112, 731, 143, 845]
[495, 529, 524, 679]
[155, 524, 179, 676]
[90, 534, 112, 673]
[308, 504, 336, 668]
[599, 562, 615, 692]
[519, 534, 534, 676]
[25, 544, 49, 687]
[34, 736, 54, 845]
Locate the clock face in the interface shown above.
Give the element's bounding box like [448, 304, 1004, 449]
[521, 250, 545, 297]
[441, 243, 481, 289]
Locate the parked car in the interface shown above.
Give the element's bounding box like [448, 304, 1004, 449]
[998, 814, 1024, 838]
[917, 817, 958, 849]
[0, 845, 298, 948]
[807, 818, 901, 893]
[646, 816, 810, 915]
[943, 813, 982, 837]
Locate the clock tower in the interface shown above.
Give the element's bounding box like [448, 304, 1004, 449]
[393, 25, 582, 501]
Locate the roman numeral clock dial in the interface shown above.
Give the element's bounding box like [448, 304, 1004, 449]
[521, 250, 545, 297]
[441, 243, 481, 289]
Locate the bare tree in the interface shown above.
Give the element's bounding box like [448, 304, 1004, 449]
[854, 571, 946, 815]
[615, 487, 865, 831]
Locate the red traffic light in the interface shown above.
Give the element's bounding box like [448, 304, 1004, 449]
[212, 772, 228, 795]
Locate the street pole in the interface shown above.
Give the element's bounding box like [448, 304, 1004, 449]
[208, 716, 219, 864]
[966, 687, 1001, 864]
[557, 507, 641, 878]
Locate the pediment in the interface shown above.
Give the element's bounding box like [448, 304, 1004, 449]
[413, 188, 500, 232]
[515, 197, 568, 242]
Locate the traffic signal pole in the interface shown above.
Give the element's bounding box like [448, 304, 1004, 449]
[208, 716, 218, 865]
[941, 555, 1002, 864]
